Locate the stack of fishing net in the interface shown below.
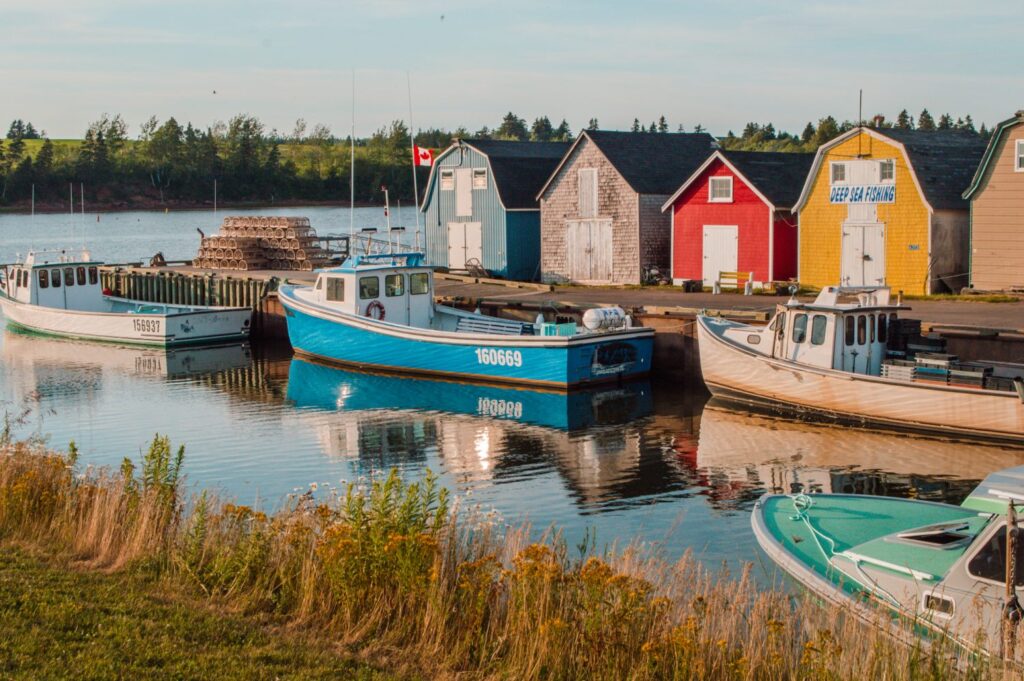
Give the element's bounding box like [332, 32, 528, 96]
[193, 216, 333, 271]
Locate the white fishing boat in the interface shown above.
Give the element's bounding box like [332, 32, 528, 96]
[696, 286, 1024, 444]
[0, 250, 252, 347]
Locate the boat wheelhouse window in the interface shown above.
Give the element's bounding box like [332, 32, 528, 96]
[410, 272, 429, 295]
[64, 268, 75, 287]
[792, 314, 808, 343]
[359, 276, 379, 300]
[811, 315, 827, 345]
[857, 315, 867, 344]
[76, 266, 86, 286]
[51, 269, 61, 287]
[315, 277, 323, 290]
[845, 316, 854, 346]
[38, 269, 48, 289]
[869, 313, 875, 343]
[967, 525, 1024, 586]
[770, 311, 786, 333]
[385, 274, 404, 297]
[878, 314, 888, 343]
[88, 267, 98, 285]
[18, 269, 26, 287]
[325, 277, 344, 302]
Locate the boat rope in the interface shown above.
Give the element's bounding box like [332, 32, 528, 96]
[787, 494, 902, 608]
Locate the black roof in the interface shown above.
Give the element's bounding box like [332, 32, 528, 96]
[463, 139, 569, 209]
[877, 129, 987, 210]
[720, 150, 814, 208]
[584, 130, 717, 195]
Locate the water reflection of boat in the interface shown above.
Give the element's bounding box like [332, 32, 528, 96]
[284, 359, 688, 507]
[2, 328, 253, 379]
[286, 358, 652, 431]
[688, 406, 1024, 504]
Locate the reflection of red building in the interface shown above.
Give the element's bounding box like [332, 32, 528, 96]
[662, 150, 812, 287]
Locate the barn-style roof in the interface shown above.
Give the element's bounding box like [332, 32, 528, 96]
[794, 127, 987, 212]
[463, 140, 569, 209]
[661, 149, 813, 211]
[537, 130, 717, 199]
[879, 129, 986, 210]
[962, 111, 1024, 200]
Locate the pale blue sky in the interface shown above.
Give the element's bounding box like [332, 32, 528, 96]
[3, 0, 1020, 139]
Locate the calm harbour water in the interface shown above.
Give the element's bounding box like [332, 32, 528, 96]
[2, 328, 1019, 576]
[0, 205, 420, 264]
[1, 207, 1021, 577]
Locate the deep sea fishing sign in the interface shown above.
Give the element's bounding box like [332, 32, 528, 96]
[829, 185, 896, 204]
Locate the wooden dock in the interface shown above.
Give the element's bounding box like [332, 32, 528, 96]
[98, 265, 1024, 376]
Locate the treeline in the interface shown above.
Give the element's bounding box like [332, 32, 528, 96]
[0, 108, 995, 210]
[0, 114, 435, 209]
[720, 108, 991, 153]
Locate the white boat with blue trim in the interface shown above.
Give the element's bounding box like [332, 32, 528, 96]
[0, 250, 252, 347]
[278, 252, 654, 389]
[696, 286, 1024, 444]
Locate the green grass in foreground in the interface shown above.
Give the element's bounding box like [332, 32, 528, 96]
[0, 547, 394, 681]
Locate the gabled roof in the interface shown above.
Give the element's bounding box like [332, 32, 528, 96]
[793, 127, 986, 213]
[660, 149, 813, 212]
[962, 111, 1024, 200]
[537, 130, 717, 199]
[420, 139, 569, 211]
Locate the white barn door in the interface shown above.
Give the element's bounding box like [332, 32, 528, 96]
[566, 220, 612, 282]
[455, 168, 473, 217]
[841, 223, 885, 286]
[447, 222, 482, 270]
[702, 225, 738, 285]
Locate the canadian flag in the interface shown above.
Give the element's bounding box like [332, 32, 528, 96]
[413, 145, 433, 167]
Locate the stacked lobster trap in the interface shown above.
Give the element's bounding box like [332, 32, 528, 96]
[193, 216, 334, 271]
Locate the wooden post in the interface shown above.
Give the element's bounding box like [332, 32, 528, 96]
[1004, 503, 1019, 662]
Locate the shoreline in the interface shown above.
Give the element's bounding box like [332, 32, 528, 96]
[0, 198, 398, 216]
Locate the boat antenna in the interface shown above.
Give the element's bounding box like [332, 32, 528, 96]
[31, 183, 34, 218]
[406, 71, 422, 252]
[80, 182, 86, 251]
[349, 70, 356, 245]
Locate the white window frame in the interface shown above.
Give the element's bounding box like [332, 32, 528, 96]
[472, 168, 488, 189]
[831, 162, 847, 185]
[440, 169, 455, 190]
[879, 159, 895, 183]
[708, 176, 733, 203]
[1016, 140, 1024, 173]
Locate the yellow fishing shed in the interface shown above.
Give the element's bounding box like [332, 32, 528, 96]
[793, 127, 985, 294]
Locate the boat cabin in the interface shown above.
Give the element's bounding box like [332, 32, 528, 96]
[1, 250, 105, 312]
[309, 252, 434, 328]
[721, 286, 901, 375]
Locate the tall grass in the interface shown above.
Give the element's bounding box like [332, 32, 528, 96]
[0, 437, 1007, 679]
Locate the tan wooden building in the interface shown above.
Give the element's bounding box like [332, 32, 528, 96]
[536, 130, 715, 285]
[962, 111, 1024, 291]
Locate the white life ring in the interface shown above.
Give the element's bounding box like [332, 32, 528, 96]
[365, 300, 386, 320]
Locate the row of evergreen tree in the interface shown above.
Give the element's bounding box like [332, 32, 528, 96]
[0, 108, 996, 209]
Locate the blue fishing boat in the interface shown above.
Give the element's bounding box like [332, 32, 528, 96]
[278, 253, 654, 389]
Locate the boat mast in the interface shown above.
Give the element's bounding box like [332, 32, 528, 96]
[406, 71, 422, 252]
[349, 71, 356, 246]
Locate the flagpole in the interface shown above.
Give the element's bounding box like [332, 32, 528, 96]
[407, 71, 422, 251]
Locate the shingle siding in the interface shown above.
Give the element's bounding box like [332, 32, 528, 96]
[540, 138, 641, 284]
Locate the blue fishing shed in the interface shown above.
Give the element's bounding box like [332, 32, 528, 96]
[421, 139, 569, 281]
